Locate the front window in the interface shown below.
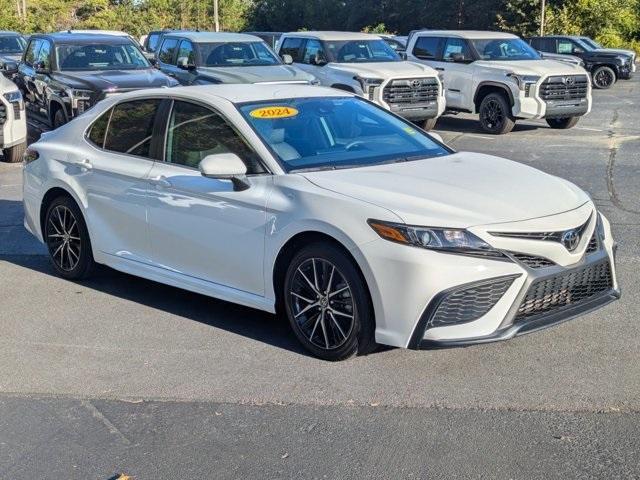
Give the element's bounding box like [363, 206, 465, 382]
[199, 42, 280, 67]
[57, 43, 150, 71]
[324, 39, 400, 63]
[471, 38, 541, 61]
[239, 97, 450, 172]
[0, 35, 25, 54]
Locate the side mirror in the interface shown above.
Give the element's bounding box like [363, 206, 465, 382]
[573, 47, 584, 54]
[450, 52, 467, 63]
[177, 56, 195, 70]
[311, 52, 327, 66]
[281, 53, 293, 65]
[3, 61, 18, 74]
[199, 153, 249, 191]
[34, 61, 49, 74]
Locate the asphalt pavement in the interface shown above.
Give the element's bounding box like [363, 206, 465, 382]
[1, 77, 639, 479]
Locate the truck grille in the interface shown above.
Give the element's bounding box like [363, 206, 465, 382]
[428, 275, 518, 328]
[539, 75, 589, 101]
[382, 78, 439, 106]
[515, 260, 613, 322]
[0, 103, 6, 124]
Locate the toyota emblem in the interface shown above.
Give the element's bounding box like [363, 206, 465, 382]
[564, 76, 576, 86]
[561, 229, 580, 251]
[411, 79, 422, 88]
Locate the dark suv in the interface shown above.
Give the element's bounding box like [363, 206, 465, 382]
[0, 31, 26, 77]
[15, 33, 178, 128]
[527, 35, 635, 89]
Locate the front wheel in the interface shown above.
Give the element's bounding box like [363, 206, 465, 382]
[2, 141, 26, 163]
[52, 108, 67, 129]
[44, 196, 94, 279]
[546, 116, 580, 129]
[419, 117, 438, 131]
[592, 66, 616, 89]
[478, 93, 516, 134]
[283, 242, 376, 361]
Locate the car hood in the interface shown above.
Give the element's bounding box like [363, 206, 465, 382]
[474, 59, 586, 76]
[197, 65, 315, 84]
[539, 52, 583, 65]
[51, 68, 177, 91]
[588, 48, 634, 59]
[328, 60, 436, 78]
[0, 53, 22, 63]
[300, 152, 589, 228]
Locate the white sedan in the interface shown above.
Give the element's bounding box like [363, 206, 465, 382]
[22, 84, 620, 360]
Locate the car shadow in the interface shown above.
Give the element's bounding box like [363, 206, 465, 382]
[434, 115, 541, 134]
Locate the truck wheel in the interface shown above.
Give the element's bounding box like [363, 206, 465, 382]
[419, 117, 438, 131]
[592, 66, 616, 89]
[53, 109, 67, 129]
[478, 93, 515, 135]
[546, 117, 580, 129]
[2, 141, 26, 163]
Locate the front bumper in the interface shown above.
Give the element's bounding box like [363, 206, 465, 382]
[513, 74, 591, 120]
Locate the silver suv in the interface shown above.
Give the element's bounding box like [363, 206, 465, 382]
[277, 31, 445, 130]
[406, 30, 592, 134]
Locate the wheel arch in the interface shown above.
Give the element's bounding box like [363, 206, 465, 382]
[48, 98, 69, 126]
[39, 184, 86, 239]
[592, 63, 618, 78]
[473, 82, 515, 113]
[330, 83, 357, 93]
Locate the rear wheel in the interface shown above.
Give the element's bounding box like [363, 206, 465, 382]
[283, 242, 375, 361]
[2, 141, 26, 163]
[546, 116, 580, 129]
[419, 117, 438, 131]
[592, 66, 616, 89]
[478, 92, 515, 134]
[44, 196, 94, 279]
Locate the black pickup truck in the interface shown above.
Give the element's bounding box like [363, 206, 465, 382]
[13, 32, 178, 128]
[527, 35, 635, 89]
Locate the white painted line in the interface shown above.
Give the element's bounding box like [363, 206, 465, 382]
[575, 127, 605, 132]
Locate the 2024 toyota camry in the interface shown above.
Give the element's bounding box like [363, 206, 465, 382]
[22, 85, 620, 360]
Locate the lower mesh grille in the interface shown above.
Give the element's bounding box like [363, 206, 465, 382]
[515, 261, 613, 322]
[0, 104, 6, 124]
[586, 232, 598, 253]
[429, 276, 517, 328]
[510, 252, 556, 268]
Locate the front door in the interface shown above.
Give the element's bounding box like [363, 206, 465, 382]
[434, 37, 474, 109]
[146, 100, 270, 295]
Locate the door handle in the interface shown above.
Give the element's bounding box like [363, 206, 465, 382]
[435, 67, 445, 71]
[149, 175, 172, 188]
[79, 158, 93, 171]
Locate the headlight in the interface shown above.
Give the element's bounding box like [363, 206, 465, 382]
[66, 88, 92, 99]
[506, 73, 540, 90]
[368, 219, 506, 258]
[3, 90, 21, 103]
[354, 76, 383, 99]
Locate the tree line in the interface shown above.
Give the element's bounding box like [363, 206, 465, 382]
[0, 0, 638, 52]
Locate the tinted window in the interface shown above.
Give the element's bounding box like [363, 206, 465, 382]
[324, 40, 400, 63]
[442, 37, 472, 61]
[56, 43, 150, 71]
[147, 33, 162, 52]
[302, 39, 325, 64]
[0, 35, 25, 53]
[470, 38, 540, 61]
[558, 39, 577, 54]
[87, 108, 111, 147]
[104, 100, 161, 157]
[23, 39, 41, 66]
[413, 36, 440, 60]
[177, 40, 195, 64]
[35, 40, 51, 69]
[158, 38, 179, 64]
[166, 101, 264, 173]
[280, 37, 304, 62]
[239, 97, 450, 172]
[199, 42, 280, 67]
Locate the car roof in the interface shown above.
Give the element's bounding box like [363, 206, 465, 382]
[164, 31, 263, 43]
[412, 30, 517, 39]
[35, 32, 134, 44]
[0, 31, 21, 36]
[114, 84, 351, 104]
[282, 31, 380, 41]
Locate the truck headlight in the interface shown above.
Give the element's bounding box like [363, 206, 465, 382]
[368, 220, 506, 258]
[3, 90, 24, 110]
[354, 76, 383, 99]
[506, 73, 540, 91]
[65, 88, 93, 112]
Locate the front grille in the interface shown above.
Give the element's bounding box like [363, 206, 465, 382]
[515, 260, 613, 322]
[490, 214, 592, 250]
[586, 231, 598, 254]
[382, 77, 439, 106]
[539, 75, 589, 101]
[0, 103, 6, 124]
[509, 252, 556, 269]
[428, 275, 517, 328]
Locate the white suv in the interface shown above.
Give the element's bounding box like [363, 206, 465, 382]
[0, 71, 27, 162]
[277, 31, 445, 130]
[406, 30, 592, 134]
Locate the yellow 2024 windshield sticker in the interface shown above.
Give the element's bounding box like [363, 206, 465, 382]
[250, 106, 299, 119]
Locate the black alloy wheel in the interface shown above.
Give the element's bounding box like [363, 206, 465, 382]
[478, 92, 516, 134]
[592, 66, 616, 89]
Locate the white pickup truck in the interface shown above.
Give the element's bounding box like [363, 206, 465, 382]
[277, 31, 445, 130]
[0, 71, 27, 162]
[406, 30, 592, 134]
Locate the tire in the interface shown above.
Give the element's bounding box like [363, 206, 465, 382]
[44, 195, 94, 280]
[283, 242, 376, 361]
[478, 92, 516, 134]
[546, 116, 580, 129]
[592, 66, 616, 89]
[2, 141, 26, 163]
[52, 108, 67, 129]
[419, 117, 438, 131]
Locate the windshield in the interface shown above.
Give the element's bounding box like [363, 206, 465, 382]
[239, 97, 450, 172]
[57, 43, 150, 71]
[471, 38, 541, 61]
[0, 35, 25, 53]
[199, 42, 280, 67]
[325, 39, 400, 63]
[579, 37, 600, 49]
[576, 38, 596, 51]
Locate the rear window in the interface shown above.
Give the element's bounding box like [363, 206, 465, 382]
[103, 99, 161, 158]
[279, 37, 304, 62]
[413, 36, 440, 60]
